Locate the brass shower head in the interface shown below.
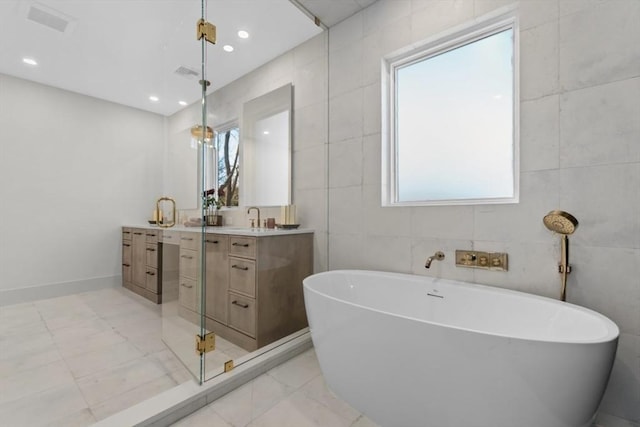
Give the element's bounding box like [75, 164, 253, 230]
[543, 210, 579, 235]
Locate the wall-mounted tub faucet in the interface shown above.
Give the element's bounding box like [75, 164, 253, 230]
[425, 251, 445, 268]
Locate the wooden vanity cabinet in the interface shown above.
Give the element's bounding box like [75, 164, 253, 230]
[202, 232, 313, 352]
[122, 227, 162, 303]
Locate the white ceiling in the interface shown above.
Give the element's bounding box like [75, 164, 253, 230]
[0, 0, 374, 117]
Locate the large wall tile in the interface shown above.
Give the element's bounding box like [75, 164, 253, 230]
[362, 16, 412, 86]
[473, 170, 561, 244]
[329, 138, 363, 188]
[559, 0, 640, 91]
[363, 83, 381, 137]
[294, 102, 328, 151]
[569, 246, 640, 335]
[329, 233, 364, 270]
[363, 0, 411, 37]
[411, 0, 474, 43]
[329, 43, 363, 98]
[329, 12, 363, 53]
[294, 56, 328, 109]
[329, 186, 363, 235]
[294, 146, 327, 190]
[520, 20, 559, 100]
[560, 78, 640, 168]
[559, 163, 640, 249]
[360, 235, 413, 273]
[362, 133, 382, 186]
[599, 333, 640, 423]
[329, 88, 364, 143]
[519, 0, 559, 30]
[520, 95, 560, 172]
[411, 205, 474, 240]
[363, 184, 412, 237]
[294, 33, 328, 68]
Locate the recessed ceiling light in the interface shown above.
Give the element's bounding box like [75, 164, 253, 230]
[237, 30, 249, 39]
[149, 95, 159, 102]
[223, 45, 234, 52]
[178, 101, 187, 106]
[263, 131, 270, 135]
[22, 57, 38, 66]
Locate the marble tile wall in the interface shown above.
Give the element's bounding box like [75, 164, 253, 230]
[322, 1, 640, 425]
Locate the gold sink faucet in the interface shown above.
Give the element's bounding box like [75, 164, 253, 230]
[247, 206, 260, 228]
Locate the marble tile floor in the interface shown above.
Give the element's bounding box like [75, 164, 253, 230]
[171, 348, 380, 427]
[0, 287, 246, 426]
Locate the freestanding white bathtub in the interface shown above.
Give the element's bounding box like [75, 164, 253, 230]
[303, 270, 619, 427]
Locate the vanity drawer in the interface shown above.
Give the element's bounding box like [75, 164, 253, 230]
[122, 263, 132, 284]
[180, 233, 200, 250]
[145, 230, 159, 244]
[229, 236, 256, 259]
[179, 278, 198, 312]
[229, 257, 256, 297]
[122, 241, 132, 263]
[179, 249, 198, 279]
[145, 267, 159, 293]
[122, 228, 132, 241]
[228, 292, 256, 338]
[162, 230, 180, 244]
[146, 244, 158, 268]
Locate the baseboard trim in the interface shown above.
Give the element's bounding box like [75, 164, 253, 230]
[91, 331, 313, 427]
[0, 275, 121, 306]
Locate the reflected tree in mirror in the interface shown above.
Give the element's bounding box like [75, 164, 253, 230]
[214, 125, 239, 207]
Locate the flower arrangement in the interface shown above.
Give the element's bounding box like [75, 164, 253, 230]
[203, 188, 223, 211]
[203, 188, 224, 226]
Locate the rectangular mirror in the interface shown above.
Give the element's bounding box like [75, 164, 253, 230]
[240, 83, 292, 207]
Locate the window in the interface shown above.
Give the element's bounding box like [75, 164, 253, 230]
[383, 14, 519, 206]
[213, 124, 240, 207]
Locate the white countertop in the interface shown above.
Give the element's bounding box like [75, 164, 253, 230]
[123, 224, 313, 237]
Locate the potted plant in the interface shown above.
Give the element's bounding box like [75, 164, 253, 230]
[203, 188, 223, 226]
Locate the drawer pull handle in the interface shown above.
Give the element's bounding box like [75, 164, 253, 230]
[146, 271, 156, 276]
[181, 255, 193, 259]
[231, 265, 249, 271]
[123, 243, 131, 247]
[123, 231, 131, 234]
[122, 263, 130, 267]
[134, 232, 143, 235]
[180, 283, 193, 289]
[181, 237, 194, 241]
[232, 243, 249, 247]
[146, 248, 156, 252]
[232, 300, 249, 308]
[206, 240, 219, 244]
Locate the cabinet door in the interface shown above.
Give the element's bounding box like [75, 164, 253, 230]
[131, 229, 147, 287]
[122, 241, 132, 284]
[205, 234, 229, 323]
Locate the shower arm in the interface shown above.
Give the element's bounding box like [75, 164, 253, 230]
[559, 235, 571, 302]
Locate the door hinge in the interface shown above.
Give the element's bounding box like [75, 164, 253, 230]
[196, 332, 216, 354]
[224, 360, 234, 373]
[196, 19, 217, 44]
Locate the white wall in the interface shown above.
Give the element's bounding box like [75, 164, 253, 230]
[166, 33, 329, 273]
[323, 0, 639, 425]
[0, 74, 164, 294]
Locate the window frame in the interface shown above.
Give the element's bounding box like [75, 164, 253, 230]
[382, 11, 520, 207]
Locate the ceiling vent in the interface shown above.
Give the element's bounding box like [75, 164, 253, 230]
[174, 66, 200, 80]
[26, 2, 76, 34]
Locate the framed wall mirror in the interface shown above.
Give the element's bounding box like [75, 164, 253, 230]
[240, 83, 292, 207]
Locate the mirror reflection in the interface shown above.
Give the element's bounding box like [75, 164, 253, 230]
[241, 83, 293, 207]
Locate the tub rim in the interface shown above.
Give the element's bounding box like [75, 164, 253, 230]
[303, 269, 620, 345]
